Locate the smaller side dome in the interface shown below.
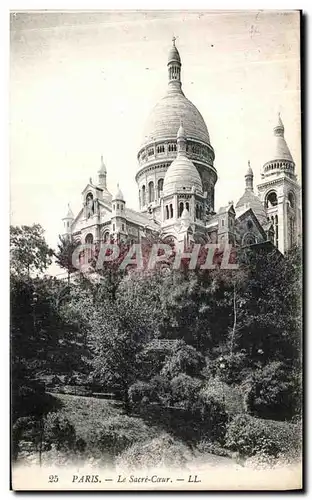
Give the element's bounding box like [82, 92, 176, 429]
[245, 160, 254, 192]
[98, 155, 107, 173]
[246, 160, 253, 177]
[163, 124, 203, 196]
[113, 183, 124, 201]
[266, 113, 294, 164]
[63, 203, 74, 220]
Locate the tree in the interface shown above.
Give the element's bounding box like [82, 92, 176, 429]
[243, 361, 301, 420]
[161, 340, 205, 379]
[11, 273, 90, 422]
[86, 271, 164, 411]
[10, 224, 53, 278]
[54, 235, 80, 284]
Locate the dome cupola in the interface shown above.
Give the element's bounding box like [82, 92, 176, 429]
[168, 36, 181, 64]
[236, 161, 267, 225]
[262, 113, 295, 179]
[136, 38, 217, 214]
[113, 183, 124, 202]
[163, 124, 203, 196]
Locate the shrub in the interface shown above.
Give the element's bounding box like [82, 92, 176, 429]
[243, 362, 301, 420]
[90, 415, 158, 458]
[196, 439, 231, 458]
[161, 341, 205, 379]
[116, 433, 192, 471]
[43, 413, 76, 451]
[201, 377, 244, 417]
[225, 414, 302, 459]
[170, 374, 202, 409]
[212, 353, 250, 385]
[128, 381, 153, 404]
[149, 375, 172, 405]
[193, 392, 228, 443]
[12, 416, 39, 460]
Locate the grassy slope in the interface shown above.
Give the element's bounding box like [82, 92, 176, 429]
[53, 393, 161, 443]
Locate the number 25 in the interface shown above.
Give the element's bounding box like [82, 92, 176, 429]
[48, 475, 59, 483]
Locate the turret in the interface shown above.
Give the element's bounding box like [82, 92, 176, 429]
[62, 204, 74, 237]
[167, 36, 182, 94]
[257, 113, 301, 253]
[98, 155, 107, 188]
[245, 161, 254, 192]
[111, 184, 127, 239]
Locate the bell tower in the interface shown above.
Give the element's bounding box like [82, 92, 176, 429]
[257, 114, 301, 253]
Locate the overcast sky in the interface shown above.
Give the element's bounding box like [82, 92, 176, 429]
[10, 10, 301, 273]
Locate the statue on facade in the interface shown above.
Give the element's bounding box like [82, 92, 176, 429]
[86, 193, 94, 218]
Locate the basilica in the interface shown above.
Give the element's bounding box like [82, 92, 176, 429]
[62, 39, 301, 255]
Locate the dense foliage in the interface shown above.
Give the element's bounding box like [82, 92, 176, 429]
[10, 223, 302, 465]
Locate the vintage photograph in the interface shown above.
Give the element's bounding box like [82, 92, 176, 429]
[10, 10, 302, 490]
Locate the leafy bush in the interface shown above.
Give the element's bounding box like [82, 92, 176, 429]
[90, 415, 158, 458]
[193, 392, 228, 442]
[161, 341, 205, 379]
[201, 377, 244, 417]
[12, 416, 39, 460]
[43, 413, 76, 451]
[225, 414, 302, 459]
[149, 375, 172, 405]
[116, 433, 192, 471]
[196, 439, 231, 458]
[128, 381, 154, 404]
[170, 374, 202, 409]
[129, 376, 172, 405]
[243, 361, 301, 420]
[213, 353, 250, 385]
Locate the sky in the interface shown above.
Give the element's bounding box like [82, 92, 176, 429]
[10, 10, 301, 274]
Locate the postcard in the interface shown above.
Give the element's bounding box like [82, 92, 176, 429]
[10, 9, 302, 491]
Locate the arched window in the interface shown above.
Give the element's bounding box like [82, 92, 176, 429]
[148, 181, 154, 203]
[265, 191, 278, 208]
[157, 178, 164, 198]
[170, 204, 173, 218]
[84, 233, 94, 264]
[243, 233, 256, 246]
[196, 205, 199, 219]
[186, 202, 189, 212]
[85, 233, 93, 244]
[142, 185, 146, 206]
[165, 205, 169, 220]
[103, 231, 110, 243]
[288, 192, 295, 209]
[199, 206, 203, 220]
[179, 202, 184, 217]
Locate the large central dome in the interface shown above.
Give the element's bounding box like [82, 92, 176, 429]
[141, 92, 211, 147]
[136, 39, 217, 213]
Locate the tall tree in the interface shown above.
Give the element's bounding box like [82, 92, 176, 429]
[10, 224, 53, 278]
[54, 235, 80, 284]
